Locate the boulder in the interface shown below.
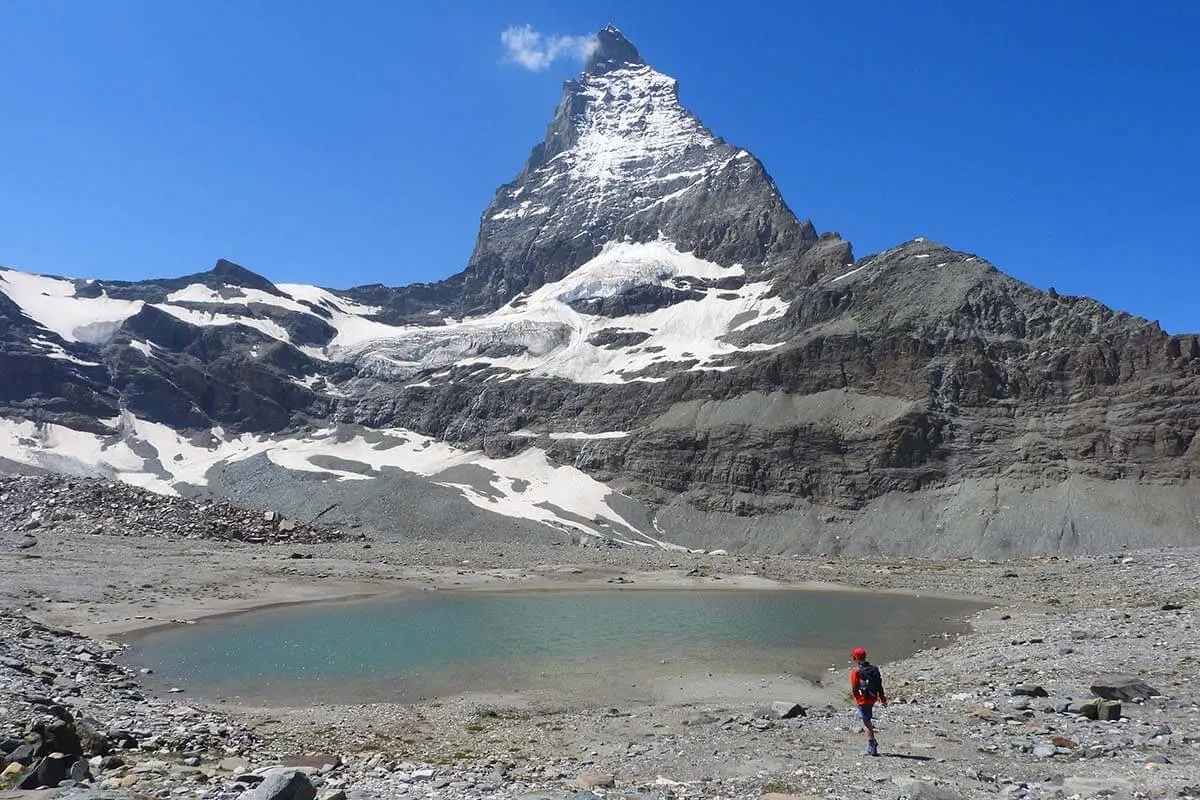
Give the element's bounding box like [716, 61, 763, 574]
[18, 752, 74, 789]
[68, 757, 91, 782]
[75, 716, 111, 756]
[1090, 674, 1161, 701]
[246, 769, 317, 800]
[769, 701, 807, 719]
[5, 742, 39, 766]
[1080, 699, 1122, 721]
[30, 716, 84, 758]
[1011, 684, 1048, 697]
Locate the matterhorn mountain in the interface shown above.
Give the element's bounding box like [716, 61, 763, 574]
[2, 27, 1197, 555]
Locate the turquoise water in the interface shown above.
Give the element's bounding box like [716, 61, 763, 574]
[123, 589, 984, 705]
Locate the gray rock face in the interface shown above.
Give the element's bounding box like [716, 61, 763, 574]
[246, 769, 316, 800]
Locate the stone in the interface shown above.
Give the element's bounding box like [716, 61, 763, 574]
[1011, 684, 1048, 697]
[75, 716, 110, 756]
[889, 780, 961, 800]
[1079, 698, 1122, 721]
[968, 707, 1002, 723]
[98, 756, 125, 771]
[19, 752, 73, 789]
[769, 701, 807, 719]
[246, 769, 317, 800]
[68, 757, 91, 782]
[572, 771, 615, 790]
[1090, 674, 1161, 701]
[1, 761, 26, 785]
[1060, 777, 1132, 797]
[1032, 743, 1057, 758]
[34, 717, 83, 758]
[6, 743, 39, 766]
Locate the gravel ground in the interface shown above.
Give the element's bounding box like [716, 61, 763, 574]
[2, 522, 1199, 800]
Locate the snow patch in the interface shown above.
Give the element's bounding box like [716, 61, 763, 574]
[0, 269, 142, 344]
[0, 417, 667, 546]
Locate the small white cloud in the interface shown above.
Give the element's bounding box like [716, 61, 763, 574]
[501, 24, 597, 71]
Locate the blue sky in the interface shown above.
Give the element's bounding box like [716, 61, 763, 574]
[2, 1, 1197, 333]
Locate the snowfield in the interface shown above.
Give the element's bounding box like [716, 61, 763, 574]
[348, 240, 789, 383]
[2, 237, 788, 385]
[0, 269, 142, 344]
[0, 415, 675, 548]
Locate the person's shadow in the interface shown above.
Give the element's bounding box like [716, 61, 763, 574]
[882, 753, 934, 761]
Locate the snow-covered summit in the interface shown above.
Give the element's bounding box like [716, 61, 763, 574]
[454, 26, 818, 314]
[584, 24, 644, 74]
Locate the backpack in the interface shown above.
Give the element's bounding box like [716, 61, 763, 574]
[857, 664, 884, 700]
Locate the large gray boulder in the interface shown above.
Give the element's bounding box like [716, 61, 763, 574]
[245, 769, 317, 800]
[1090, 674, 1162, 701]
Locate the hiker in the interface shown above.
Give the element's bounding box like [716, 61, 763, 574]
[850, 646, 887, 756]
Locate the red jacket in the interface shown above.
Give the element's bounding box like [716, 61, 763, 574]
[851, 663, 887, 706]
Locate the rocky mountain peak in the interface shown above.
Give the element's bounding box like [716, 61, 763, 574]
[584, 25, 643, 75]
[209, 259, 283, 296]
[452, 27, 819, 314]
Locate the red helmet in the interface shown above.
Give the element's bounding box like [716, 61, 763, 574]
[851, 647, 867, 660]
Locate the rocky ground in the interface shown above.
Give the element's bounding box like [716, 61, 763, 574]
[2, 478, 1199, 800]
[0, 475, 353, 545]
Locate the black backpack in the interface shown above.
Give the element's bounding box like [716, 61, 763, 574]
[857, 664, 884, 700]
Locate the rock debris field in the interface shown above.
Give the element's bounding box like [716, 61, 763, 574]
[1, 475, 1199, 800]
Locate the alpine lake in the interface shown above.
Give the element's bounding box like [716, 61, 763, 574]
[122, 588, 988, 707]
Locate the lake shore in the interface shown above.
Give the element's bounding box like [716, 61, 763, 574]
[3, 532, 1199, 800]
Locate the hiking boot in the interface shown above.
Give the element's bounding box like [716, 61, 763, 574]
[866, 740, 879, 757]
